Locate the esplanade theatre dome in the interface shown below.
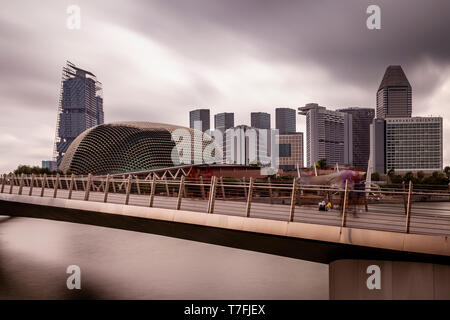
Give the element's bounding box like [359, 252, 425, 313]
[59, 122, 220, 175]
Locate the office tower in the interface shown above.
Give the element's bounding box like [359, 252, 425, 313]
[53, 61, 104, 167]
[385, 117, 442, 173]
[298, 103, 352, 168]
[369, 118, 386, 174]
[251, 112, 271, 129]
[275, 108, 296, 134]
[214, 112, 234, 163]
[214, 112, 234, 132]
[376, 65, 412, 118]
[337, 107, 375, 169]
[189, 109, 210, 132]
[278, 133, 304, 171]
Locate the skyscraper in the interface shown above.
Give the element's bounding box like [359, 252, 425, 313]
[299, 103, 352, 167]
[337, 107, 375, 169]
[189, 109, 210, 132]
[251, 112, 271, 129]
[53, 61, 104, 167]
[214, 112, 234, 132]
[376, 65, 412, 118]
[275, 108, 296, 134]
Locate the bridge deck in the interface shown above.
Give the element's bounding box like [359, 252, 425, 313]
[7, 185, 450, 237]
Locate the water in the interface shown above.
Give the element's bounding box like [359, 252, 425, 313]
[0, 215, 328, 299]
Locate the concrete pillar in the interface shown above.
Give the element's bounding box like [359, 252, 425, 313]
[329, 259, 450, 300]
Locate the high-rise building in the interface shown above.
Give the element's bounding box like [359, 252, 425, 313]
[214, 112, 234, 132]
[53, 61, 104, 167]
[385, 117, 442, 173]
[251, 112, 271, 129]
[42, 160, 57, 172]
[275, 108, 296, 134]
[369, 118, 386, 175]
[337, 107, 375, 169]
[189, 109, 210, 132]
[376, 65, 412, 118]
[277, 133, 304, 171]
[299, 103, 353, 168]
[214, 112, 234, 163]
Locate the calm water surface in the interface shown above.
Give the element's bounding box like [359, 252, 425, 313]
[0, 215, 328, 299]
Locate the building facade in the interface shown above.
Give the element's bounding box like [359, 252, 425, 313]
[251, 112, 271, 130]
[189, 109, 210, 132]
[54, 61, 104, 167]
[214, 112, 234, 132]
[376, 65, 412, 119]
[299, 103, 353, 168]
[369, 118, 386, 175]
[337, 107, 375, 169]
[275, 108, 296, 134]
[385, 117, 442, 173]
[277, 133, 304, 171]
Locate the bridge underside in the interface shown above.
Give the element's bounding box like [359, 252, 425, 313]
[1, 196, 449, 266]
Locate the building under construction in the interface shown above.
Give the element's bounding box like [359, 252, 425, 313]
[53, 61, 104, 168]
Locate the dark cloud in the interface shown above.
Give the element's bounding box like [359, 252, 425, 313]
[0, 0, 449, 171]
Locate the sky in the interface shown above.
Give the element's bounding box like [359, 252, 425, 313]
[0, 0, 450, 172]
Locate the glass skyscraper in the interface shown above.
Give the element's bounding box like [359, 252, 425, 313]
[275, 108, 296, 134]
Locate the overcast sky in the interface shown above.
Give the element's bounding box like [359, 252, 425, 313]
[1, 0, 450, 172]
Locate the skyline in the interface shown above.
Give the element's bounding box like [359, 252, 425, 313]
[1, 0, 450, 172]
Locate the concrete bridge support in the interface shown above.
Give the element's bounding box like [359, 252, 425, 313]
[329, 259, 450, 299]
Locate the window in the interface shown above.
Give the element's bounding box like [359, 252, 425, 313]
[279, 143, 291, 157]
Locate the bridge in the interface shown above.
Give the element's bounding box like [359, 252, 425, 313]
[1, 172, 450, 299]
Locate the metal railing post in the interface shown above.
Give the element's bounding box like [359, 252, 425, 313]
[68, 174, 75, 200]
[220, 177, 226, 200]
[135, 176, 141, 195]
[268, 177, 273, 204]
[199, 176, 206, 200]
[9, 174, 15, 194]
[1, 173, 6, 193]
[340, 179, 349, 230]
[405, 180, 413, 233]
[164, 176, 170, 197]
[402, 181, 407, 214]
[149, 176, 156, 207]
[29, 174, 35, 196]
[40, 174, 47, 197]
[207, 176, 217, 213]
[53, 173, 60, 198]
[245, 177, 254, 217]
[103, 174, 110, 203]
[84, 173, 92, 201]
[18, 173, 24, 195]
[242, 177, 248, 199]
[289, 178, 298, 222]
[176, 176, 185, 210]
[125, 175, 132, 205]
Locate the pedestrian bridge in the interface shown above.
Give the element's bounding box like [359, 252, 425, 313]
[1, 173, 450, 299]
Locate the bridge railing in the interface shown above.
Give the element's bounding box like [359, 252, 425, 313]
[1, 173, 450, 235]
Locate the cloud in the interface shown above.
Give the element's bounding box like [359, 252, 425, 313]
[0, 0, 449, 172]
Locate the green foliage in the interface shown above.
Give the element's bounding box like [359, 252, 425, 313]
[315, 159, 327, 170]
[371, 172, 380, 181]
[13, 165, 61, 175]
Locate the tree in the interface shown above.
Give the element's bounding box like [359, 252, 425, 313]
[316, 159, 327, 170]
[403, 171, 414, 183]
[444, 166, 450, 177]
[417, 171, 425, 183]
[371, 172, 380, 181]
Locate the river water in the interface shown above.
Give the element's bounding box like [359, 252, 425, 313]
[0, 215, 328, 299]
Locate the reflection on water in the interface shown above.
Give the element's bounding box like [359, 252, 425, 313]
[0, 215, 328, 299]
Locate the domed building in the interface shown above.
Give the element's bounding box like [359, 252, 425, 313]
[59, 122, 221, 175]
